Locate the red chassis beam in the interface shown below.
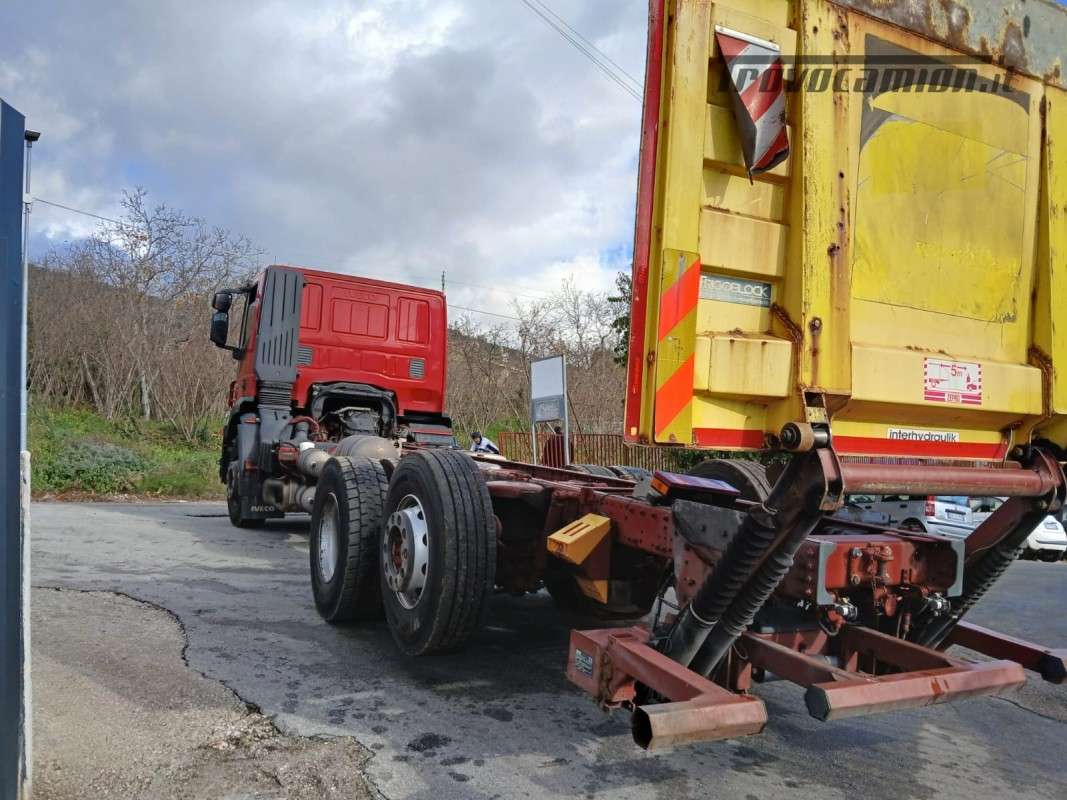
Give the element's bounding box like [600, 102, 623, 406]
[739, 625, 1025, 721]
[566, 627, 767, 749]
[944, 621, 1067, 684]
[479, 452, 1063, 743]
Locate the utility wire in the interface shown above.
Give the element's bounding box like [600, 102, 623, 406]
[447, 278, 547, 301]
[33, 197, 122, 225]
[527, 0, 642, 91]
[447, 304, 521, 321]
[32, 195, 526, 323]
[516, 0, 641, 102]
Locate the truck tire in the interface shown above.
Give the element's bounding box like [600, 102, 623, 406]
[609, 465, 652, 481]
[687, 458, 772, 502]
[226, 464, 265, 529]
[310, 456, 388, 624]
[380, 449, 496, 655]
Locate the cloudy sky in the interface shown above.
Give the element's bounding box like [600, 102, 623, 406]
[0, 0, 648, 321]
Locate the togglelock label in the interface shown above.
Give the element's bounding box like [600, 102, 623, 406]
[700, 275, 772, 308]
[888, 428, 960, 443]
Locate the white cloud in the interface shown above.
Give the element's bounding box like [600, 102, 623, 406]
[1, 0, 647, 324]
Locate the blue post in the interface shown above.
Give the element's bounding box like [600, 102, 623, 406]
[0, 98, 29, 800]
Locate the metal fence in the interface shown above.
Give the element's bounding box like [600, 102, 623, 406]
[498, 431, 698, 473]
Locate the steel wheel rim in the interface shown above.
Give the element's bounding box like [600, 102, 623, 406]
[318, 493, 340, 583]
[383, 494, 430, 610]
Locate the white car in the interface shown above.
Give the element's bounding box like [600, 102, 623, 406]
[843, 494, 1067, 562]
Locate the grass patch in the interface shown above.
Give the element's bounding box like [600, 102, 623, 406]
[29, 404, 223, 499]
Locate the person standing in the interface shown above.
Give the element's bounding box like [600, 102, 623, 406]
[541, 425, 566, 468]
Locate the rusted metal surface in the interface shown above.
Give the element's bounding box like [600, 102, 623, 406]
[594, 493, 674, 558]
[838, 460, 1060, 497]
[835, 0, 1067, 88]
[782, 533, 960, 608]
[945, 621, 1067, 684]
[484, 480, 546, 500]
[807, 660, 1025, 720]
[497, 431, 695, 473]
[741, 625, 1025, 721]
[566, 627, 767, 748]
[632, 696, 768, 750]
[472, 443, 1064, 744]
[743, 633, 857, 686]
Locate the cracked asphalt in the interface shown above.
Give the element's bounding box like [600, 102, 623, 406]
[31, 501, 1067, 800]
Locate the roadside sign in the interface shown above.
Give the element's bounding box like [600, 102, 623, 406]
[530, 355, 569, 466]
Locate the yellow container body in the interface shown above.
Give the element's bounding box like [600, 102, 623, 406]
[629, 0, 1067, 460]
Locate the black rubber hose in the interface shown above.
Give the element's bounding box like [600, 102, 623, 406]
[916, 507, 1046, 648]
[659, 503, 781, 665]
[660, 452, 825, 667]
[690, 518, 819, 676]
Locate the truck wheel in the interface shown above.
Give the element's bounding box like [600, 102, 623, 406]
[310, 456, 388, 623]
[687, 458, 772, 502]
[380, 450, 496, 655]
[226, 465, 265, 529]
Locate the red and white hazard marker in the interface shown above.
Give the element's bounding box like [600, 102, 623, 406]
[714, 25, 789, 177]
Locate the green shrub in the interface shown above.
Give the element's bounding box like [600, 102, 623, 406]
[36, 441, 148, 494]
[28, 402, 224, 499]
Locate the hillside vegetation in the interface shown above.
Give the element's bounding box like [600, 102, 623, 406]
[28, 189, 635, 497]
[29, 404, 222, 499]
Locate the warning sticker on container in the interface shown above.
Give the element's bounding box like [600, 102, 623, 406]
[573, 648, 594, 676]
[700, 275, 772, 308]
[923, 358, 982, 405]
[888, 427, 961, 443]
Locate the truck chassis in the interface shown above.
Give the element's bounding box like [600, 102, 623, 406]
[309, 442, 1067, 749]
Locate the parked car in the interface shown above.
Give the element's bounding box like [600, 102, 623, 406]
[843, 495, 1067, 562]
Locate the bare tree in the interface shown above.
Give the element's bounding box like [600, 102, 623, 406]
[27, 188, 262, 440]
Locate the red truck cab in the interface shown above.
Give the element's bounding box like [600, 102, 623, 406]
[227, 266, 447, 417]
[210, 265, 451, 526]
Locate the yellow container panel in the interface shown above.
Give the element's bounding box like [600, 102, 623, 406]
[630, 0, 1067, 461]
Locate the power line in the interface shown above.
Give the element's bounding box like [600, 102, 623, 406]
[447, 304, 521, 321]
[32, 197, 532, 321]
[517, 0, 642, 102]
[528, 0, 642, 91]
[447, 277, 547, 301]
[32, 197, 122, 225]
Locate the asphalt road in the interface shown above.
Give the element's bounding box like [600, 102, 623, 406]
[32, 501, 1067, 800]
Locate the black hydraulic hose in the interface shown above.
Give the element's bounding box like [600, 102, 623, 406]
[660, 452, 825, 668]
[916, 505, 1049, 648]
[689, 503, 824, 675]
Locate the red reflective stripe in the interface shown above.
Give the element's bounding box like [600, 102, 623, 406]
[715, 32, 749, 60]
[833, 436, 1008, 460]
[657, 258, 701, 340]
[625, 0, 666, 443]
[738, 61, 783, 121]
[654, 356, 695, 436]
[693, 427, 765, 448]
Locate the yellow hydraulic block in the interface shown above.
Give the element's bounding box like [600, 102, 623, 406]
[547, 513, 612, 603]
